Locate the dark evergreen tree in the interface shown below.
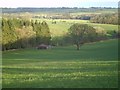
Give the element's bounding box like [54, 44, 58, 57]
[40, 21, 51, 45]
[2, 18, 17, 50]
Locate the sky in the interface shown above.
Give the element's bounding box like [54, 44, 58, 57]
[0, 0, 119, 8]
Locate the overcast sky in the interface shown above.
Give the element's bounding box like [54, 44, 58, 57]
[0, 0, 119, 8]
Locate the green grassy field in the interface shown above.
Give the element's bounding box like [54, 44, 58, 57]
[33, 19, 118, 37]
[2, 39, 118, 88]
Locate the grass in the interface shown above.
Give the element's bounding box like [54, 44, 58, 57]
[2, 39, 118, 88]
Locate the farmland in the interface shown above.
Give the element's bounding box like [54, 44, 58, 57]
[1, 7, 119, 88]
[2, 39, 118, 88]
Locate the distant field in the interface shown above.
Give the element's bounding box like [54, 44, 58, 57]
[2, 39, 118, 88]
[71, 9, 117, 15]
[33, 19, 118, 37]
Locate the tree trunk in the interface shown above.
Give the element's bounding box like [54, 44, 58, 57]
[76, 44, 80, 50]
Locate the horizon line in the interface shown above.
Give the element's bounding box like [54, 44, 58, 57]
[1, 6, 118, 8]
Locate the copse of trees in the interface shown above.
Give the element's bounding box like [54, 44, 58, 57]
[90, 13, 118, 25]
[32, 20, 51, 45]
[2, 18, 51, 51]
[40, 21, 51, 45]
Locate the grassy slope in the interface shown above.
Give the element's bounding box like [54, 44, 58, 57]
[2, 39, 118, 88]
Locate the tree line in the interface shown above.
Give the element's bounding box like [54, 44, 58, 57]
[2, 7, 116, 13]
[2, 18, 51, 51]
[2, 18, 119, 51]
[90, 13, 118, 25]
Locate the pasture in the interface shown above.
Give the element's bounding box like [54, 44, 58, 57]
[2, 39, 118, 88]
